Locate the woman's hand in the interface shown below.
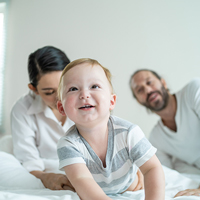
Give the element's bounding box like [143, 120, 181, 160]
[133, 169, 144, 191]
[30, 171, 75, 191]
[40, 173, 75, 191]
[174, 188, 200, 197]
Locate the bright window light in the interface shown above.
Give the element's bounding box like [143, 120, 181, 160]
[0, 2, 6, 133]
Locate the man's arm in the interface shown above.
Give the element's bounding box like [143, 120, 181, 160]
[174, 187, 200, 197]
[140, 155, 165, 200]
[64, 163, 112, 200]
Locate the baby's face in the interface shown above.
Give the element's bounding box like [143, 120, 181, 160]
[60, 63, 116, 126]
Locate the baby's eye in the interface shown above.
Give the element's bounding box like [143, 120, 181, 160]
[91, 84, 100, 89]
[69, 87, 78, 92]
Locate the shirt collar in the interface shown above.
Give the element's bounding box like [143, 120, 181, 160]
[27, 91, 47, 115]
[26, 91, 75, 127]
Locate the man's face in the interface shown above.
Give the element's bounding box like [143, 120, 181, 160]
[130, 71, 169, 112]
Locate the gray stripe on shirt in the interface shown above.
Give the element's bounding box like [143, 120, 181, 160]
[57, 146, 84, 161]
[129, 137, 152, 162]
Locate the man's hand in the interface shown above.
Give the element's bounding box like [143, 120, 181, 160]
[133, 169, 144, 191]
[174, 188, 200, 197]
[30, 171, 75, 191]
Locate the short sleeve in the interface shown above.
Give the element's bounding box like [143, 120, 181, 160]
[185, 78, 200, 119]
[57, 136, 86, 171]
[127, 125, 157, 167]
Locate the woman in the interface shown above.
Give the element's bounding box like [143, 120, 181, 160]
[11, 46, 74, 190]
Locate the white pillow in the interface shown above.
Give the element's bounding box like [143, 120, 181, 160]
[0, 135, 13, 154]
[0, 151, 45, 189]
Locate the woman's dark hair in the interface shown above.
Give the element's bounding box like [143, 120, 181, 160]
[28, 46, 70, 87]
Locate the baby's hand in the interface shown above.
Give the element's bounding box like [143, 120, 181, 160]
[133, 170, 144, 191]
[174, 188, 200, 197]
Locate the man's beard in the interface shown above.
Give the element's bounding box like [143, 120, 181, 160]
[142, 85, 169, 112]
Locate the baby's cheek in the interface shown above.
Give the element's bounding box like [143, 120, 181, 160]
[64, 97, 75, 110]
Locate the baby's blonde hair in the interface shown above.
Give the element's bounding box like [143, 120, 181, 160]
[57, 58, 113, 100]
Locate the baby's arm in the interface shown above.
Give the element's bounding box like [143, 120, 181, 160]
[64, 163, 112, 200]
[139, 155, 165, 200]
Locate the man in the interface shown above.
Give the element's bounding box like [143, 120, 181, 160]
[130, 69, 200, 196]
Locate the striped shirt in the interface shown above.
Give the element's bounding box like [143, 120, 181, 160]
[57, 115, 156, 194]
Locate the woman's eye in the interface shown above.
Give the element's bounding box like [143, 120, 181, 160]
[45, 91, 55, 95]
[69, 87, 78, 92]
[91, 85, 100, 89]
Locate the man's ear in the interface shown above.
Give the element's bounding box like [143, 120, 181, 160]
[161, 78, 167, 89]
[57, 100, 66, 116]
[109, 94, 117, 111]
[28, 83, 39, 94]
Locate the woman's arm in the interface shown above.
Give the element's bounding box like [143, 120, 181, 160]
[139, 155, 165, 200]
[64, 163, 112, 200]
[11, 102, 45, 171]
[11, 99, 75, 190]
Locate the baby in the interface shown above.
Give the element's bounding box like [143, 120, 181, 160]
[57, 58, 165, 200]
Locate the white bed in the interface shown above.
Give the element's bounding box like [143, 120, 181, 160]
[0, 135, 199, 200]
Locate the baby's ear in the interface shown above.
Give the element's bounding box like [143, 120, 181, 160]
[109, 94, 117, 111]
[57, 100, 66, 116]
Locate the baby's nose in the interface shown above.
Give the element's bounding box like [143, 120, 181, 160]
[79, 90, 90, 99]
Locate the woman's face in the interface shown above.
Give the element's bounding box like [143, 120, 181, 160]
[35, 71, 62, 110]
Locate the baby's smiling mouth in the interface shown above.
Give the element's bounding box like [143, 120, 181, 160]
[79, 104, 94, 109]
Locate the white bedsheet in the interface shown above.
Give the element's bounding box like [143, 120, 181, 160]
[0, 135, 199, 200]
[0, 164, 199, 200]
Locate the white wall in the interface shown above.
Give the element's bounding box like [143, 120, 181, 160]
[3, 0, 200, 136]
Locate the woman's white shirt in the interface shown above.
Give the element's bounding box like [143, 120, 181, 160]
[11, 91, 74, 172]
